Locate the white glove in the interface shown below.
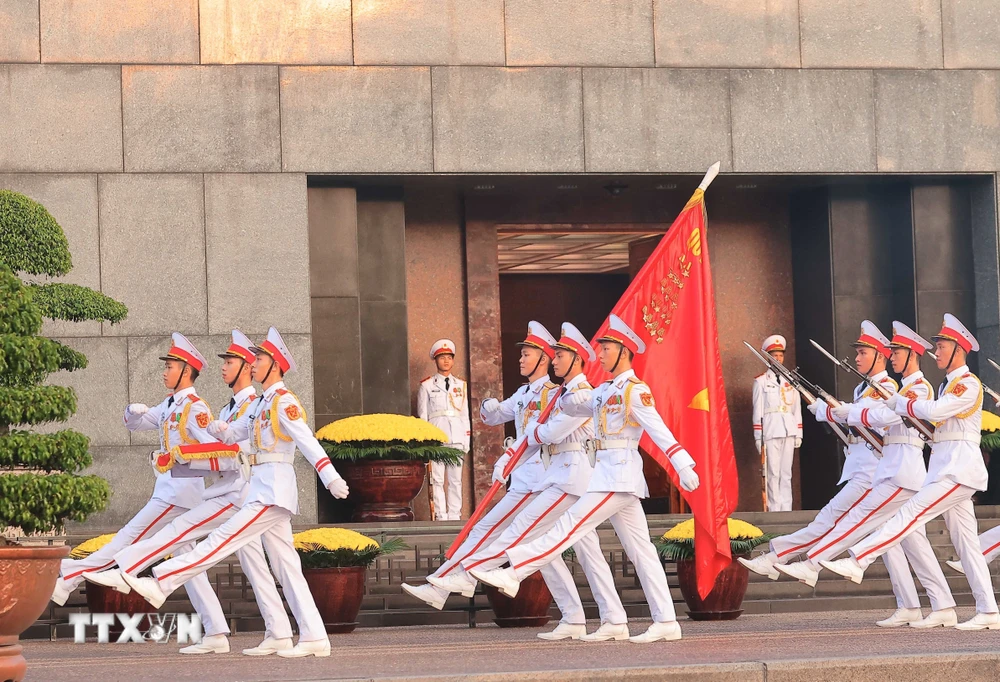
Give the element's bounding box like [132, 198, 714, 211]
[492, 452, 511, 484]
[806, 402, 819, 415]
[893, 397, 910, 416]
[830, 403, 852, 420]
[677, 465, 700, 493]
[794, 437, 802, 449]
[207, 420, 229, 438]
[128, 403, 149, 416]
[481, 398, 500, 414]
[327, 478, 349, 499]
[885, 393, 900, 410]
[754, 440, 762, 454]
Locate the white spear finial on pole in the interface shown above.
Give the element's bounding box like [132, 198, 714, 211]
[698, 161, 721, 192]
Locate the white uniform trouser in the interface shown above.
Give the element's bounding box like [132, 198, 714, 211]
[975, 524, 1000, 564]
[765, 437, 796, 512]
[434, 491, 536, 579]
[768, 478, 870, 562]
[458, 487, 628, 625]
[153, 503, 327, 642]
[430, 461, 463, 521]
[800, 482, 955, 611]
[113, 495, 293, 640]
[849, 480, 999, 614]
[506, 491, 677, 624]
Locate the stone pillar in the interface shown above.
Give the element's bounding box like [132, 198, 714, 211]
[971, 177, 999, 381]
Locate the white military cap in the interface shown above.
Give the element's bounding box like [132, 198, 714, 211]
[516, 321, 556, 359]
[430, 339, 457, 359]
[251, 326, 297, 373]
[851, 320, 891, 358]
[219, 329, 255, 362]
[888, 321, 933, 355]
[159, 332, 206, 372]
[598, 314, 646, 355]
[932, 313, 979, 353]
[553, 322, 597, 363]
[761, 335, 786, 354]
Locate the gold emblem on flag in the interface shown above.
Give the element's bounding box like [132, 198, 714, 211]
[642, 254, 693, 344]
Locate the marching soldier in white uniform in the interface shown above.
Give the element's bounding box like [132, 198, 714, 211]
[124, 327, 351, 657]
[471, 315, 701, 644]
[401, 322, 572, 612]
[83, 331, 294, 654]
[947, 524, 1000, 575]
[774, 322, 956, 628]
[752, 335, 802, 511]
[427, 323, 628, 641]
[418, 339, 471, 520]
[823, 314, 1000, 631]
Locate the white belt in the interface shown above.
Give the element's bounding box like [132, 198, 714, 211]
[764, 406, 790, 414]
[593, 438, 639, 451]
[428, 410, 458, 419]
[883, 436, 926, 448]
[249, 452, 295, 466]
[543, 442, 584, 456]
[933, 432, 982, 445]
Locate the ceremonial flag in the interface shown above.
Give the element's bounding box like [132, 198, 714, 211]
[585, 163, 739, 598]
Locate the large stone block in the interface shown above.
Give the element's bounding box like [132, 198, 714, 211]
[943, 0, 1000, 68]
[583, 68, 732, 172]
[358, 199, 407, 303]
[200, 0, 352, 65]
[311, 297, 362, 417]
[0, 0, 39, 62]
[799, 0, 943, 68]
[72, 447, 159, 529]
[308, 187, 359, 299]
[0, 65, 122, 172]
[205, 174, 310, 335]
[353, 0, 504, 66]
[0, 174, 101, 337]
[432, 67, 584, 172]
[361, 300, 410, 414]
[122, 65, 281, 172]
[875, 70, 1000, 171]
[654, 0, 799, 67]
[99, 174, 207, 337]
[505, 0, 653, 66]
[730, 69, 876, 173]
[39, 0, 198, 63]
[280, 67, 433, 173]
[125, 335, 171, 448]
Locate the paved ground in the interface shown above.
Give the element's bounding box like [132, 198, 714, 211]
[19, 609, 1000, 681]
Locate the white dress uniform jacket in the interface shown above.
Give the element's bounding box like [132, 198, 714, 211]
[417, 374, 471, 451]
[525, 373, 595, 498]
[480, 376, 556, 493]
[752, 370, 803, 443]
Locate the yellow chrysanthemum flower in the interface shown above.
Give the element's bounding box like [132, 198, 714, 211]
[292, 527, 380, 552]
[983, 411, 1000, 433]
[661, 518, 763, 541]
[69, 533, 116, 559]
[315, 414, 448, 444]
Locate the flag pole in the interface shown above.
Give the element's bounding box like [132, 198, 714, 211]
[698, 161, 721, 192]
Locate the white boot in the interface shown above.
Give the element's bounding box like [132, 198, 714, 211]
[242, 636, 293, 656]
[51, 577, 71, 606]
[738, 553, 779, 580]
[955, 612, 1000, 631]
[401, 582, 449, 610]
[468, 567, 520, 598]
[910, 608, 958, 629]
[276, 638, 331, 658]
[179, 633, 229, 654]
[580, 622, 630, 642]
[83, 569, 132, 594]
[945, 559, 965, 575]
[819, 558, 864, 584]
[120, 573, 167, 609]
[427, 572, 477, 597]
[775, 561, 820, 587]
[537, 622, 586, 641]
[876, 608, 922, 628]
[629, 620, 682, 644]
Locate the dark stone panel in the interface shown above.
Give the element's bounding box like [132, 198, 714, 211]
[912, 184, 975, 294]
[307, 187, 359, 298]
[970, 177, 999, 330]
[358, 198, 408, 303]
[311, 296, 362, 415]
[360, 300, 411, 414]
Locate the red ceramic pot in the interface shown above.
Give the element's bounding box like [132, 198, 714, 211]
[338, 459, 427, 522]
[481, 572, 553, 628]
[0, 545, 69, 682]
[674, 554, 749, 621]
[302, 565, 366, 634]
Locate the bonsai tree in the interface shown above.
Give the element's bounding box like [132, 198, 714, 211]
[0, 190, 127, 542]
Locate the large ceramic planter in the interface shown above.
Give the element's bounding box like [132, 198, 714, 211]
[338, 459, 427, 522]
[302, 565, 366, 634]
[481, 572, 553, 628]
[85, 582, 158, 637]
[0, 545, 69, 682]
[675, 554, 749, 621]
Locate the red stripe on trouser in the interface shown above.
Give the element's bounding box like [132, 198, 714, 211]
[807, 488, 903, 559]
[776, 490, 871, 558]
[439, 494, 534, 576]
[984, 539, 1000, 557]
[157, 506, 271, 581]
[857, 484, 962, 561]
[463, 493, 569, 571]
[64, 504, 176, 580]
[126, 504, 235, 573]
[513, 492, 616, 570]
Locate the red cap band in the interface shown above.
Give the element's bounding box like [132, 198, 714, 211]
[856, 334, 890, 358]
[225, 343, 255, 363]
[259, 339, 291, 372]
[433, 347, 454, 358]
[938, 326, 972, 353]
[765, 342, 784, 352]
[601, 333, 638, 355]
[166, 346, 204, 372]
[521, 334, 555, 359]
[889, 335, 925, 355]
[555, 336, 588, 358]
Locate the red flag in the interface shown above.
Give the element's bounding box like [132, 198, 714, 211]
[585, 183, 739, 599]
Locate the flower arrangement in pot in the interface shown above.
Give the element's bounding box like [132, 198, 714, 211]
[69, 535, 159, 631]
[316, 414, 463, 522]
[655, 518, 776, 621]
[293, 528, 406, 633]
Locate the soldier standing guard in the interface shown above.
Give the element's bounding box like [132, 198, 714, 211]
[418, 339, 471, 520]
[752, 334, 802, 511]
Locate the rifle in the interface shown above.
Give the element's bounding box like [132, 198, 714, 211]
[810, 339, 935, 441]
[759, 412, 768, 512]
[444, 387, 564, 559]
[790, 366, 885, 454]
[983, 358, 1000, 404]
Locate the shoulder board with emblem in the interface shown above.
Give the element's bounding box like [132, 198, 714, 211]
[275, 388, 289, 396]
[421, 376, 432, 383]
[755, 372, 766, 380]
[544, 381, 558, 389]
